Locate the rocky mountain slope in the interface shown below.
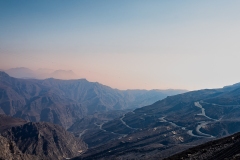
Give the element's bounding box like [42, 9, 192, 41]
[165, 131, 240, 160]
[0, 71, 185, 128]
[73, 84, 240, 159]
[1, 122, 87, 160]
[0, 115, 87, 160]
[0, 135, 36, 160]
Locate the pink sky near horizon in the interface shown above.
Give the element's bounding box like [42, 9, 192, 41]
[1, 1, 240, 91]
[1, 50, 240, 91]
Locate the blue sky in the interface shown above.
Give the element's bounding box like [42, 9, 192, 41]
[1, 0, 240, 90]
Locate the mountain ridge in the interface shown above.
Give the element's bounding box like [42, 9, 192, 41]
[0, 71, 186, 129]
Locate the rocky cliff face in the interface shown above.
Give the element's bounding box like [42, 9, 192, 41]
[0, 135, 36, 160]
[1, 122, 87, 160]
[0, 115, 87, 160]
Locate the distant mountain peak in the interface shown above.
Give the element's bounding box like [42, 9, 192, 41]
[49, 69, 78, 79]
[5, 67, 36, 79]
[4, 67, 79, 80]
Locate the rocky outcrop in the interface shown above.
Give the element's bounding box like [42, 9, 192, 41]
[0, 135, 36, 160]
[1, 122, 87, 160]
[0, 115, 87, 160]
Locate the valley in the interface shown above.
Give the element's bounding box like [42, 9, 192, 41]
[73, 85, 240, 159]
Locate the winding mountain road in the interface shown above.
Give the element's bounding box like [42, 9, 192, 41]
[194, 102, 217, 121]
[94, 122, 127, 137]
[159, 102, 218, 138]
[120, 113, 138, 130]
[192, 102, 216, 138]
[79, 129, 87, 138]
[94, 122, 107, 132]
[159, 117, 205, 138]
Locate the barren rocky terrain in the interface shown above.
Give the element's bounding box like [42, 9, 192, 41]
[165, 132, 240, 160]
[73, 83, 240, 159]
[0, 115, 87, 160]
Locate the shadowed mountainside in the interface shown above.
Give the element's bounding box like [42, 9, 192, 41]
[0, 135, 36, 160]
[165, 131, 240, 160]
[0, 114, 87, 160]
[0, 71, 186, 128]
[0, 114, 27, 132]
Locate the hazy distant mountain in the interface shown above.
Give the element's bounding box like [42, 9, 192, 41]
[0, 114, 87, 160]
[75, 83, 240, 160]
[37, 68, 55, 74]
[49, 69, 78, 79]
[36, 68, 55, 78]
[5, 67, 36, 78]
[0, 71, 186, 128]
[4, 67, 78, 79]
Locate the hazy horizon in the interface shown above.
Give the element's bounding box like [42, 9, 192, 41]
[1, 0, 240, 90]
[2, 67, 189, 90]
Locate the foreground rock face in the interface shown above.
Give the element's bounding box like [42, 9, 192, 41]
[0, 135, 36, 160]
[165, 132, 240, 160]
[1, 122, 87, 160]
[0, 115, 87, 160]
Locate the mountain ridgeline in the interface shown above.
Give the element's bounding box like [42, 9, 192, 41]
[0, 71, 186, 128]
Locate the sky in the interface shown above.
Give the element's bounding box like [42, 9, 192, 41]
[1, 0, 240, 90]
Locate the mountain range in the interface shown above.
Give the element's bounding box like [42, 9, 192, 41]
[2, 69, 240, 159]
[0, 71, 186, 129]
